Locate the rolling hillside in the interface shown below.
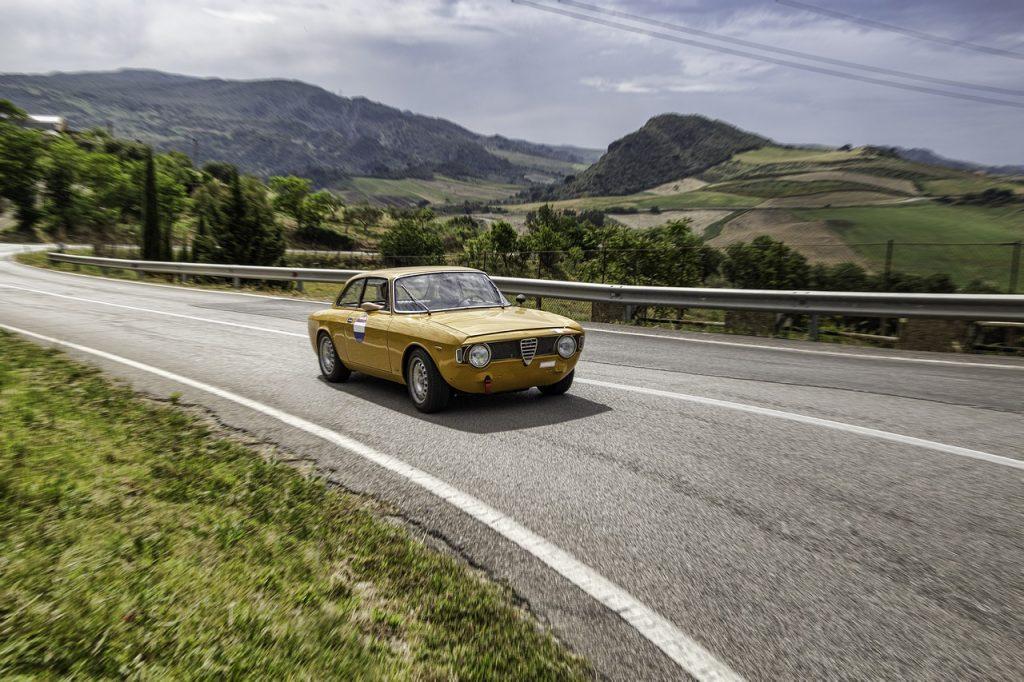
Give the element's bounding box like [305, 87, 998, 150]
[525, 114, 769, 200]
[498, 136, 1024, 290]
[0, 69, 599, 187]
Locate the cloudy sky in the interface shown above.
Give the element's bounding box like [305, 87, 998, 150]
[3, 0, 1023, 164]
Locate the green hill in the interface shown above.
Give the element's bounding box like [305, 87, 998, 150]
[535, 114, 769, 199]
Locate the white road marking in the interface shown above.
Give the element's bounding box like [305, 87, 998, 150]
[583, 327, 1024, 371]
[0, 322, 742, 682]
[578, 378, 1024, 470]
[0, 283, 307, 338]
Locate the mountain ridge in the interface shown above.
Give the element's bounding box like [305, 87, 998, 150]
[523, 114, 771, 200]
[0, 68, 600, 186]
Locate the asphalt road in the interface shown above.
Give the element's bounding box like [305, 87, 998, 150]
[2, 244, 1023, 680]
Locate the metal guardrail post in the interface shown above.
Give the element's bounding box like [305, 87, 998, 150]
[883, 239, 895, 289]
[808, 313, 820, 341]
[1010, 241, 1022, 294]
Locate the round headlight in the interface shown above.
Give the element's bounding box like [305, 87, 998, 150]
[556, 335, 577, 358]
[467, 344, 491, 368]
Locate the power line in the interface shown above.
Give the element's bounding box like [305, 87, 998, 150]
[776, 0, 1024, 61]
[558, 0, 1024, 97]
[510, 0, 1024, 110]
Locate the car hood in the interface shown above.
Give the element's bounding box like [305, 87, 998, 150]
[427, 307, 579, 338]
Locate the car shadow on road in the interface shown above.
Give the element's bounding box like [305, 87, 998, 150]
[318, 373, 612, 434]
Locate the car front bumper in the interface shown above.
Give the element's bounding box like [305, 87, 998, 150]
[443, 355, 578, 394]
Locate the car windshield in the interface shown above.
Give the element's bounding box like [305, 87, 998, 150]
[394, 272, 508, 313]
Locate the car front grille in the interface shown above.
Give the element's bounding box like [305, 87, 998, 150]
[475, 336, 566, 363]
[520, 337, 538, 365]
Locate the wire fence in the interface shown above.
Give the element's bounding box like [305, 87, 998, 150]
[96, 240, 1023, 294]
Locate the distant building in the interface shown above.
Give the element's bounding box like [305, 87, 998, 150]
[20, 114, 68, 134]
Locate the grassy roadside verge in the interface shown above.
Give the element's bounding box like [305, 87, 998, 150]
[14, 249, 340, 302]
[0, 332, 587, 679]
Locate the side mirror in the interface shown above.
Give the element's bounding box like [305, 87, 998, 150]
[515, 294, 527, 306]
[360, 301, 384, 312]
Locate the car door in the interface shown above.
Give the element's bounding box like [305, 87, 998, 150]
[330, 277, 365, 365]
[343, 276, 393, 373]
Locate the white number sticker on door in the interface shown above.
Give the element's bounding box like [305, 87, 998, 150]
[353, 313, 368, 342]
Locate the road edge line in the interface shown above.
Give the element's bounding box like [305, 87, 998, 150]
[0, 322, 743, 682]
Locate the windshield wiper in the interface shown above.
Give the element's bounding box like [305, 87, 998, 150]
[397, 283, 432, 315]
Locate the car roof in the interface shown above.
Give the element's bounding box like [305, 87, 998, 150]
[353, 265, 483, 280]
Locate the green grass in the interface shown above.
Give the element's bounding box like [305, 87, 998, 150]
[921, 177, 1024, 197]
[515, 189, 757, 213]
[0, 333, 587, 679]
[708, 179, 900, 199]
[342, 176, 520, 206]
[795, 203, 1024, 289]
[486, 148, 589, 175]
[15, 250, 344, 303]
[733, 146, 867, 165]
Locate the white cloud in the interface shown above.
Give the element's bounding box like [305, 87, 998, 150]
[201, 8, 278, 24]
[581, 76, 741, 94]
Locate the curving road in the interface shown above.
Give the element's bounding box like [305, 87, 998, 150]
[2, 244, 1023, 680]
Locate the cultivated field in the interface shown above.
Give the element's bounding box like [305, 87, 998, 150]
[340, 175, 520, 206]
[707, 209, 869, 266]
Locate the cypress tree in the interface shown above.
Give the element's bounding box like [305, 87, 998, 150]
[141, 149, 160, 260]
[162, 214, 172, 261]
[192, 214, 208, 262]
[221, 169, 250, 264]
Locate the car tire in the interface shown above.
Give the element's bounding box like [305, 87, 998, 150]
[538, 369, 574, 396]
[317, 332, 350, 383]
[406, 348, 451, 413]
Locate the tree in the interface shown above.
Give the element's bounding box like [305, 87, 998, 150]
[269, 175, 311, 225]
[809, 262, 869, 291]
[722, 236, 810, 289]
[346, 205, 383, 238]
[0, 99, 28, 120]
[645, 220, 705, 287]
[379, 216, 445, 266]
[216, 171, 284, 266]
[191, 214, 218, 262]
[301, 190, 342, 229]
[218, 169, 250, 263]
[140, 149, 161, 260]
[42, 138, 85, 242]
[0, 122, 43, 235]
[202, 161, 238, 183]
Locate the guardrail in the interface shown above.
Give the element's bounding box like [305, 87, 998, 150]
[46, 252, 1024, 322]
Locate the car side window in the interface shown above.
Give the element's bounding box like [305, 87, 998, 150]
[336, 279, 364, 308]
[361, 278, 389, 311]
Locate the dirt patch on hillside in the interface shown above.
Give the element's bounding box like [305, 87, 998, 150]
[609, 209, 732, 234]
[471, 213, 530, 233]
[778, 171, 917, 195]
[760, 191, 912, 208]
[707, 209, 868, 266]
[645, 177, 708, 195]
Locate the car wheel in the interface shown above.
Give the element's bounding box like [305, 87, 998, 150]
[318, 332, 350, 382]
[538, 369, 574, 396]
[406, 348, 451, 413]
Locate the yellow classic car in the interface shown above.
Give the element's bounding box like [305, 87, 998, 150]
[307, 266, 584, 412]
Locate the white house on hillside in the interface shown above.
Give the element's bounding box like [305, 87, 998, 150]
[22, 114, 67, 133]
